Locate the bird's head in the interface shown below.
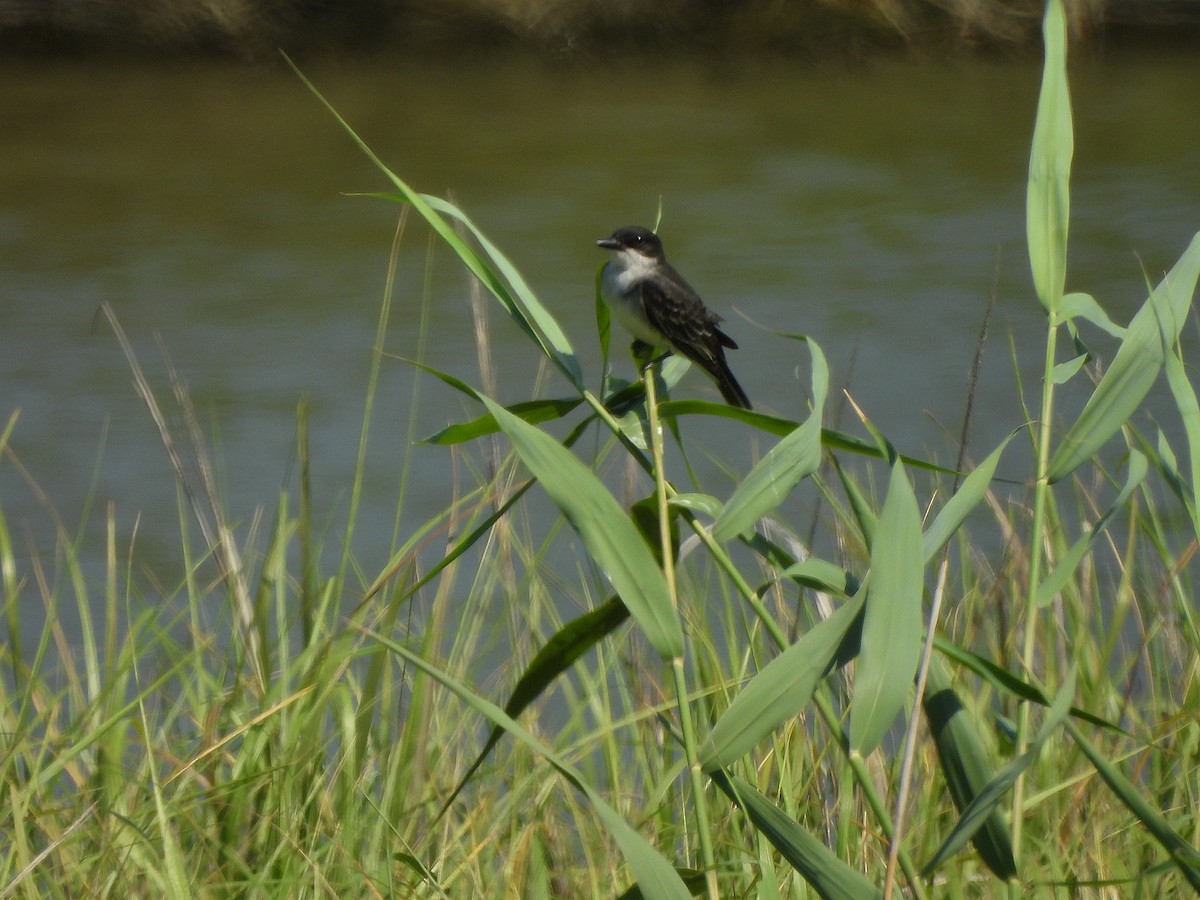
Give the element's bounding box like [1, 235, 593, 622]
[596, 226, 666, 262]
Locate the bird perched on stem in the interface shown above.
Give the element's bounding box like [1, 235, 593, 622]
[596, 225, 751, 409]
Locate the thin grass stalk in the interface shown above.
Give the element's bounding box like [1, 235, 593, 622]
[339, 209, 407, 589]
[1010, 314, 1060, 880]
[882, 555, 950, 899]
[643, 365, 718, 898]
[887, 279, 996, 896]
[663, 458, 926, 893]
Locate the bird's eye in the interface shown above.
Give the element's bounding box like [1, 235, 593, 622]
[631, 234, 643, 244]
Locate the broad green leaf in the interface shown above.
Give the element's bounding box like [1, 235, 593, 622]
[921, 434, 1013, 563]
[1026, 0, 1073, 315]
[1061, 291, 1125, 338]
[923, 658, 1016, 880]
[423, 397, 584, 444]
[668, 492, 724, 520]
[1036, 451, 1146, 607]
[711, 771, 882, 900]
[481, 396, 683, 659]
[441, 597, 630, 815]
[934, 637, 1124, 733]
[1066, 719, 1200, 892]
[421, 194, 582, 385]
[656, 402, 962, 477]
[366, 626, 691, 900]
[780, 559, 856, 596]
[714, 339, 828, 542]
[923, 667, 1076, 875]
[850, 459, 924, 755]
[658, 399, 798, 436]
[1047, 232, 1200, 482]
[1051, 354, 1088, 384]
[699, 590, 866, 770]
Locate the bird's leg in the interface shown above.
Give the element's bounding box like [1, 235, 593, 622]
[631, 340, 672, 372]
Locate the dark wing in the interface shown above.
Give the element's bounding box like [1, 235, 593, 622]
[639, 267, 752, 409]
[639, 265, 733, 366]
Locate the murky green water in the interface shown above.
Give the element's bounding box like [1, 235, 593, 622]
[3, 51, 1199, 601]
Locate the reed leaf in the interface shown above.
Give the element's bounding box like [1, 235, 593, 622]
[1047, 233, 1200, 482]
[850, 459, 924, 756]
[480, 396, 683, 659]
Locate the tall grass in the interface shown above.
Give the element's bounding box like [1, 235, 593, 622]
[4, 1, 1200, 896]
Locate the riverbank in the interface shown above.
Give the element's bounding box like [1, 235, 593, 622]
[3, 0, 1200, 60]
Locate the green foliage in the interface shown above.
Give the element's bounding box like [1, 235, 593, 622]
[2, 9, 1199, 897]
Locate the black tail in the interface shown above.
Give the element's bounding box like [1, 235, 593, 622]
[710, 355, 752, 410]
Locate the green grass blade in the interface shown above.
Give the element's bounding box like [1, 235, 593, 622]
[1164, 349, 1200, 534]
[713, 339, 828, 542]
[1065, 719, 1200, 892]
[922, 667, 1076, 876]
[699, 591, 866, 770]
[1035, 451, 1146, 606]
[481, 396, 683, 659]
[1026, 0, 1072, 315]
[850, 459, 925, 755]
[921, 433, 1013, 562]
[419, 193, 583, 386]
[1047, 232, 1200, 482]
[364, 625, 693, 900]
[287, 57, 581, 387]
[923, 657, 1016, 881]
[934, 637, 1125, 732]
[1061, 291, 1125, 338]
[441, 597, 630, 815]
[711, 771, 882, 900]
[422, 397, 584, 444]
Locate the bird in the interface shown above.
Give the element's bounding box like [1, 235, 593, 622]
[596, 225, 751, 409]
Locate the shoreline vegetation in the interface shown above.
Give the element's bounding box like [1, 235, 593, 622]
[3, 0, 1200, 59]
[3, 0, 1200, 897]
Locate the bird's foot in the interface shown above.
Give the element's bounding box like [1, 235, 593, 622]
[632, 340, 672, 372]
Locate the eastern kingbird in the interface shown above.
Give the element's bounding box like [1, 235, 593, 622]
[596, 225, 751, 409]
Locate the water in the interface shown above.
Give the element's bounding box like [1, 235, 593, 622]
[2, 51, 1199, 616]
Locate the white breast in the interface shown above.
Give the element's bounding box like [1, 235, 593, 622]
[600, 250, 667, 347]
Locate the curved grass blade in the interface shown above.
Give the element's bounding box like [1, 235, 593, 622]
[714, 339, 828, 542]
[1164, 350, 1200, 532]
[481, 396, 683, 659]
[780, 558, 857, 596]
[420, 193, 581, 383]
[657, 401, 964, 480]
[921, 433, 1014, 563]
[850, 459, 925, 756]
[922, 666, 1075, 876]
[934, 636, 1124, 733]
[363, 625, 692, 900]
[365, 190, 582, 387]
[710, 770, 882, 900]
[923, 657, 1016, 880]
[1035, 450, 1146, 607]
[1047, 233, 1200, 482]
[616, 869, 708, 900]
[439, 597, 630, 817]
[1065, 718, 1200, 892]
[1026, 0, 1072, 316]
[699, 590, 867, 770]
[1062, 292, 1125, 339]
[423, 397, 584, 445]
[286, 58, 581, 388]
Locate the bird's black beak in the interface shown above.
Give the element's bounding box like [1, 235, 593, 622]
[596, 238, 622, 250]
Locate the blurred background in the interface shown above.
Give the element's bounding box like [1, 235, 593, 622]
[2, 0, 1199, 603]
